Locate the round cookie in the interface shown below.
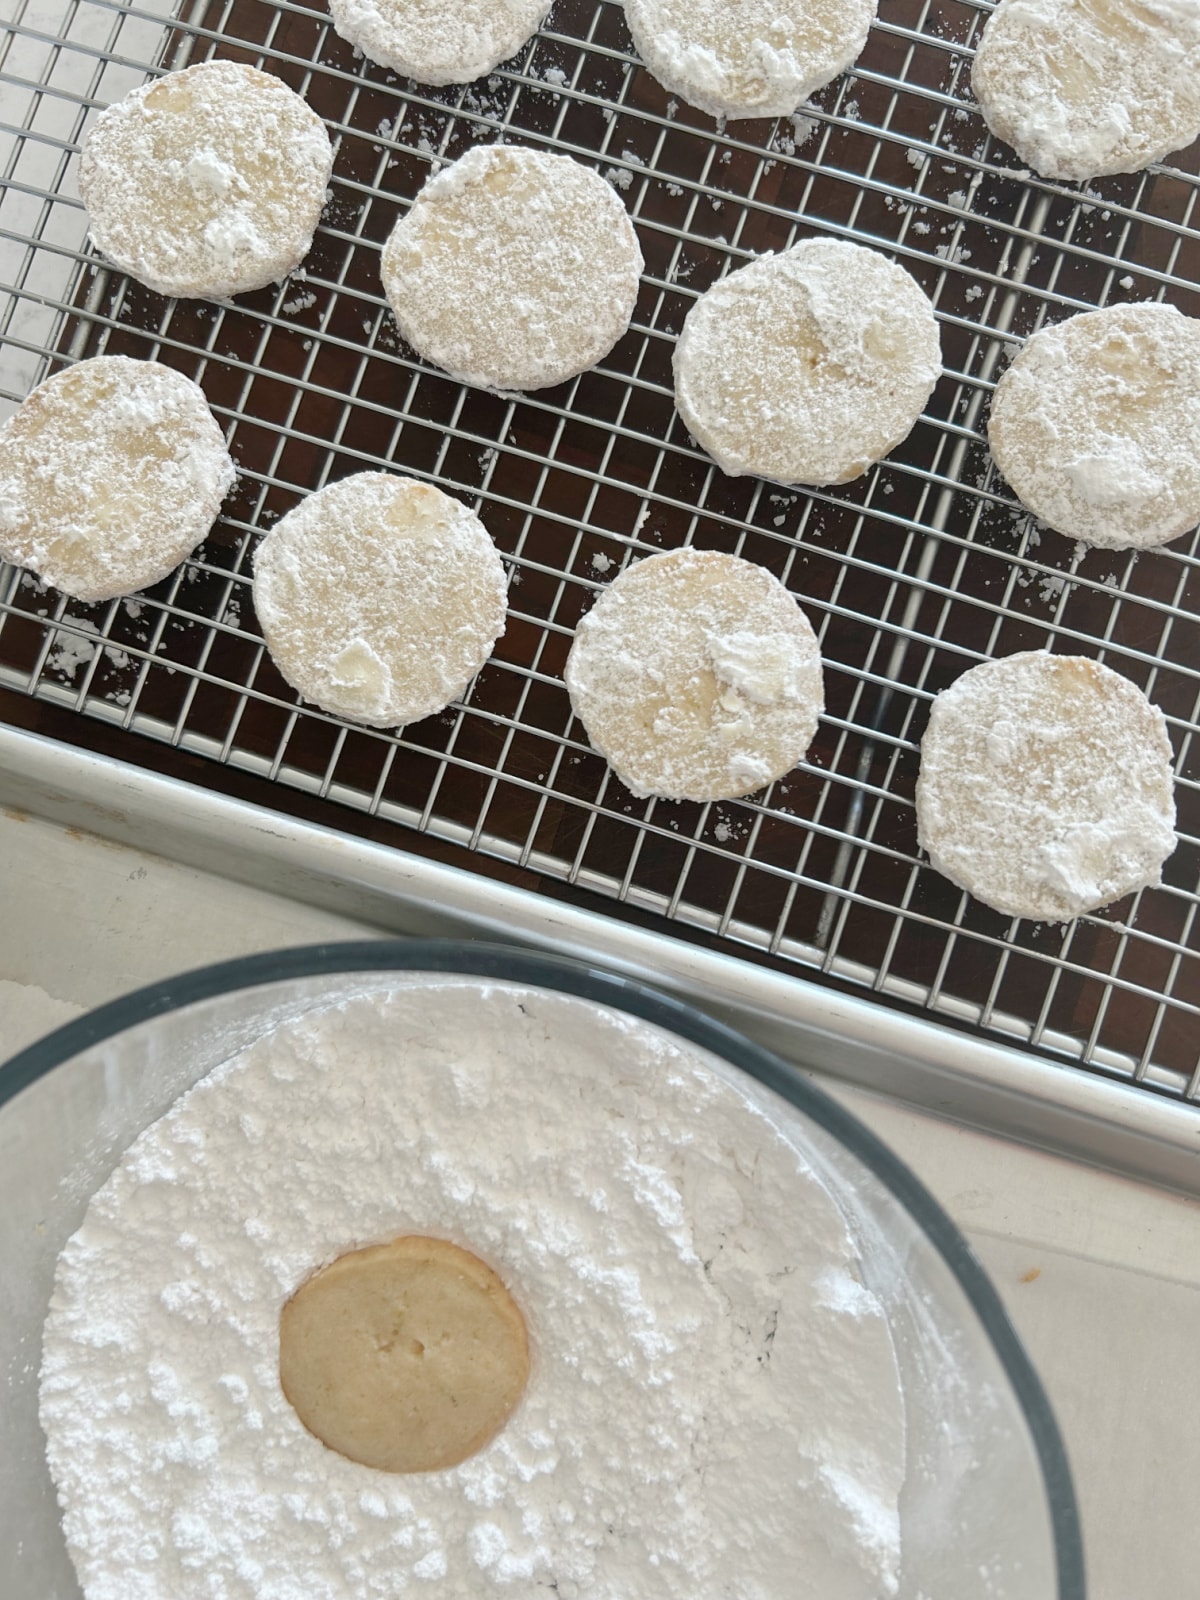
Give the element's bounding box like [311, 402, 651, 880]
[252, 472, 507, 728]
[381, 144, 644, 392]
[971, 0, 1200, 182]
[564, 548, 823, 801]
[328, 0, 552, 85]
[279, 1235, 530, 1474]
[988, 302, 1200, 552]
[79, 60, 334, 300]
[915, 651, 1177, 922]
[673, 237, 941, 486]
[0, 355, 234, 602]
[624, 0, 876, 121]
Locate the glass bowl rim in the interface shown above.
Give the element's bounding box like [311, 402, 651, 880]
[0, 935, 1085, 1598]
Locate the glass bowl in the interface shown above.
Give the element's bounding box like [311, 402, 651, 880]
[0, 940, 1084, 1599]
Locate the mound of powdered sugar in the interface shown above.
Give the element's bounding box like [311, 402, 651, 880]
[916, 651, 1178, 921]
[41, 980, 907, 1600]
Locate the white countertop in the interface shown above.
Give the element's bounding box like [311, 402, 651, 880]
[4, 804, 1198, 1600]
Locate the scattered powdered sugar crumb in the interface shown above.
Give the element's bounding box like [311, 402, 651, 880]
[791, 108, 818, 146]
[48, 620, 99, 675]
[281, 289, 317, 315]
[1037, 572, 1069, 605]
[590, 550, 613, 573]
[712, 814, 751, 844]
[41, 981, 906, 1600]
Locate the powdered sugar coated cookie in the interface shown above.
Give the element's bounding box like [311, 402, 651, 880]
[79, 60, 333, 300]
[0, 355, 234, 602]
[564, 548, 823, 801]
[253, 472, 506, 728]
[624, 0, 876, 120]
[988, 302, 1200, 551]
[916, 651, 1177, 922]
[971, 0, 1200, 182]
[329, 0, 552, 85]
[674, 237, 941, 486]
[381, 144, 643, 392]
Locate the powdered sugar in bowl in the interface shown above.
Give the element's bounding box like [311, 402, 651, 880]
[0, 942, 1083, 1599]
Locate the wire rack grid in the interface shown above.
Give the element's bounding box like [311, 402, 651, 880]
[1, 0, 1198, 1101]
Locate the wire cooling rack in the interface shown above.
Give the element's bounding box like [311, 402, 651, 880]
[1, 0, 1198, 1100]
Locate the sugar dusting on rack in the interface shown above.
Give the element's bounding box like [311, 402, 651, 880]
[0, 0, 1197, 1096]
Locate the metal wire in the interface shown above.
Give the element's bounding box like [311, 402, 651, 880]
[1, 0, 1198, 1096]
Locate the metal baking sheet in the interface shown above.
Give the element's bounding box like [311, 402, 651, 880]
[1, 0, 1198, 1103]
